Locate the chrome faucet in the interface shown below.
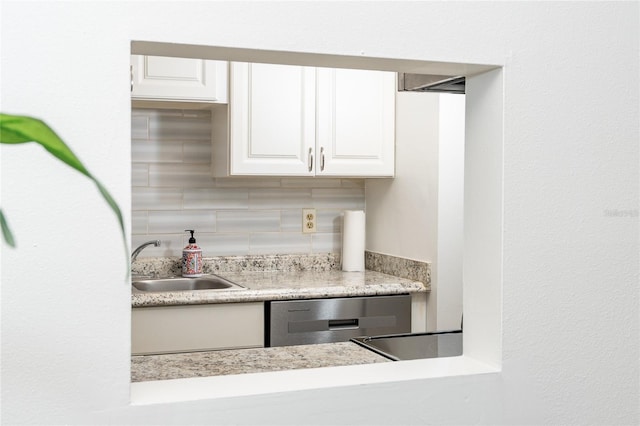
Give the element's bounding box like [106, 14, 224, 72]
[131, 240, 161, 263]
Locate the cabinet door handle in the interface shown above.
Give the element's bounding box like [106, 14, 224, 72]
[320, 147, 325, 171]
[130, 65, 134, 92]
[308, 147, 313, 172]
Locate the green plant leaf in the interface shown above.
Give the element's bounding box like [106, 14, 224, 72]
[0, 113, 129, 277]
[1, 114, 92, 178]
[0, 209, 16, 248]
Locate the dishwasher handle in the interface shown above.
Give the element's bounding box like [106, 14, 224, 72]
[328, 318, 359, 330]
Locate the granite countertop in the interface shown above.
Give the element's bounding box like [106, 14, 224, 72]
[131, 253, 430, 307]
[131, 342, 390, 382]
[132, 269, 426, 307]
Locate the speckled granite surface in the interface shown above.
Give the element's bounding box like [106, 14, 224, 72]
[131, 253, 431, 307]
[131, 253, 429, 307]
[131, 342, 390, 381]
[132, 253, 341, 278]
[365, 251, 431, 288]
[132, 269, 426, 307]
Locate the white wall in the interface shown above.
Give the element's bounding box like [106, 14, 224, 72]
[366, 92, 439, 262]
[436, 94, 465, 331]
[366, 92, 465, 332]
[1, 2, 638, 425]
[366, 92, 440, 330]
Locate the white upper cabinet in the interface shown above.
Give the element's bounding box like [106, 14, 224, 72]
[316, 67, 396, 176]
[228, 62, 316, 175]
[216, 62, 395, 177]
[131, 55, 228, 104]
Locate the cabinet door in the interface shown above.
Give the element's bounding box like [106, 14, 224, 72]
[316, 68, 396, 176]
[229, 62, 316, 175]
[131, 55, 228, 103]
[132, 302, 264, 355]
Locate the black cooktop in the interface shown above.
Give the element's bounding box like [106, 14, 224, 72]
[351, 330, 462, 361]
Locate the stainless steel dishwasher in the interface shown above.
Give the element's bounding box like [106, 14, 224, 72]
[266, 294, 411, 347]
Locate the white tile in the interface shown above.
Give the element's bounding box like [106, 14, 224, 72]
[217, 210, 280, 232]
[131, 115, 149, 140]
[340, 179, 365, 188]
[131, 108, 370, 257]
[316, 210, 343, 233]
[131, 108, 152, 116]
[134, 108, 183, 118]
[132, 187, 183, 211]
[249, 188, 312, 209]
[148, 113, 211, 141]
[194, 234, 249, 256]
[214, 177, 281, 188]
[131, 164, 149, 187]
[281, 178, 342, 188]
[312, 233, 342, 254]
[311, 188, 365, 209]
[149, 164, 214, 188]
[249, 233, 312, 255]
[181, 110, 211, 119]
[131, 211, 148, 234]
[280, 210, 303, 232]
[183, 188, 249, 210]
[148, 210, 216, 234]
[183, 141, 212, 164]
[132, 139, 183, 163]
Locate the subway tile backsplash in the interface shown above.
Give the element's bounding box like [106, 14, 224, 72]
[132, 108, 365, 258]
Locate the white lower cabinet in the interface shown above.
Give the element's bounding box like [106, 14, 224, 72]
[131, 302, 263, 355]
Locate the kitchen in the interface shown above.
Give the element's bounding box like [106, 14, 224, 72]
[4, 3, 635, 423]
[129, 54, 465, 381]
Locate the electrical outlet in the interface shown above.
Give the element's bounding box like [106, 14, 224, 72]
[302, 208, 316, 233]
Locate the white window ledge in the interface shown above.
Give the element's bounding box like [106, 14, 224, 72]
[130, 355, 500, 405]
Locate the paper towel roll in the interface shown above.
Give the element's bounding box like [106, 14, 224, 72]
[342, 210, 365, 272]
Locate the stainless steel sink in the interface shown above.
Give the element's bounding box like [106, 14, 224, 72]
[131, 275, 245, 293]
[351, 330, 462, 361]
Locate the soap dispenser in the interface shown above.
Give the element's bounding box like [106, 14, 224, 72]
[182, 229, 203, 277]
